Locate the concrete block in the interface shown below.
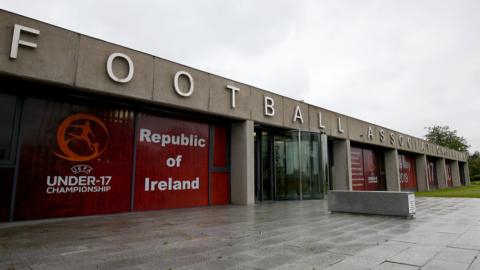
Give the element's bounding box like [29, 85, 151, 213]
[332, 139, 352, 190]
[451, 160, 462, 187]
[346, 118, 368, 143]
[328, 190, 415, 218]
[153, 58, 209, 113]
[385, 149, 400, 191]
[308, 105, 332, 135]
[282, 97, 309, 130]
[436, 158, 448, 189]
[0, 10, 78, 85]
[75, 36, 154, 100]
[250, 87, 284, 127]
[230, 120, 254, 205]
[463, 162, 471, 185]
[415, 154, 429, 191]
[208, 74, 251, 119]
[330, 113, 348, 139]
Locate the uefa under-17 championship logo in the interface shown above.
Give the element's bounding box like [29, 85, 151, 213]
[53, 113, 109, 162]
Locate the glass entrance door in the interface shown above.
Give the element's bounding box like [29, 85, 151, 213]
[274, 131, 300, 200]
[254, 128, 327, 201]
[254, 130, 274, 201]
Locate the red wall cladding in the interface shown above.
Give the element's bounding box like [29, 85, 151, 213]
[351, 147, 382, 191]
[213, 126, 228, 168]
[134, 113, 210, 211]
[446, 163, 453, 187]
[399, 154, 417, 191]
[210, 126, 229, 205]
[351, 147, 365, 190]
[14, 98, 134, 220]
[427, 160, 438, 189]
[8, 97, 230, 221]
[210, 172, 229, 205]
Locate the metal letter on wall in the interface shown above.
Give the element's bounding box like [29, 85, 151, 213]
[398, 135, 404, 147]
[264, 96, 275, 117]
[173, 71, 194, 97]
[379, 129, 385, 142]
[390, 132, 396, 145]
[106, 53, 134, 83]
[226, 85, 240, 108]
[10, 24, 40, 59]
[292, 105, 304, 124]
[337, 117, 344, 133]
[367, 126, 374, 140]
[318, 112, 326, 129]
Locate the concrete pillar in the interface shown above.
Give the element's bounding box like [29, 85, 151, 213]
[332, 139, 352, 190]
[463, 163, 471, 185]
[384, 149, 400, 191]
[451, 160, 461, 187]
[230, 120, 255, 205]
[436, 158, 448, 189]
[415, 154, 429, 191]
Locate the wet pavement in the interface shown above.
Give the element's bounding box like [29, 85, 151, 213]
[1, 197, 480, 269]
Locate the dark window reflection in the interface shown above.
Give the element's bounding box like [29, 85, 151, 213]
[0, 94, 16, 161]
[0, 168, 14, 221]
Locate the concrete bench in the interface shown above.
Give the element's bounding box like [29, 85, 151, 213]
[327, 190, 416, 218]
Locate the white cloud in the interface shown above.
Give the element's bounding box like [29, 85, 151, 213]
[3, 0, 480, 151]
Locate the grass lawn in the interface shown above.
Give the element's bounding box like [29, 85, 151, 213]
[416, 181, 480, 198]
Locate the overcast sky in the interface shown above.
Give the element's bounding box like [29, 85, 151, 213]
[3, 1, 480, 152]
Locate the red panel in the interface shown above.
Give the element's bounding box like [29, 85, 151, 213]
[399, 154, 417, 191]
[213, 126, 228, 168]
[446, 163, 453, 187]
[134, 113, 209, 211]
[14, 98, 134, 220]
[350, 147, 365, 191]
[363, 149, 381, 191]
[0, 168, 14, 222]
[211, 172, 229, 205]
[427, 160, 438, 189]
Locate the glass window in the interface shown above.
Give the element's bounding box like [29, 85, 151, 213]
[261, 132, 273, 200]
[274, 131, 300, 200]
[0, 94, 17, 161]
[301, 132, 323, 200]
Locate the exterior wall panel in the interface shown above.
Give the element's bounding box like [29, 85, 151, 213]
[133, 113, 210, 211]
[14, 98, 135, 220]
[399, 154, 417, 191]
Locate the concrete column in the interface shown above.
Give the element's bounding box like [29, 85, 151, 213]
[230, 120, 255, 205]
[451, 160, 461, 187]
[415, 154, 429, 191]
[384, 149, 400, 191]
[436, 158, 448, 189]
[332, 139, 352, 190]
[463, 163, 471, 185]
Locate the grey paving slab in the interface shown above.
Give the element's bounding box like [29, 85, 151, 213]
[432, 247, 478, 264]
[387, 245, 444, 266]
[422, 259, 470, 270]
[451, 226, 480, 250]
[469, 256, 480, 270]
[272, 252, 347, 270]
[1, 197, 480, 269]
[374, 262, 419, 270]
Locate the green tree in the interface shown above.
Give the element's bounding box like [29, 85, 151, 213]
[424, 125, 470, 152]
[469, 151, 480, 181]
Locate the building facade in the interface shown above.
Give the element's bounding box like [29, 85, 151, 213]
[0, 10, 470, 222]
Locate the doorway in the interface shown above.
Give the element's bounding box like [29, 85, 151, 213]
[254, 127, 327, 202]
